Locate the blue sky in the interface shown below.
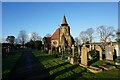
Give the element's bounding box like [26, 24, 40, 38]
[2, 2, 118, 42]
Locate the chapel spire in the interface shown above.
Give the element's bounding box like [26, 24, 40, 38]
[61, 15, 68, 26]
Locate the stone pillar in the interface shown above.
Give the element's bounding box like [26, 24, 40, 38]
[81, 45, 88, 66]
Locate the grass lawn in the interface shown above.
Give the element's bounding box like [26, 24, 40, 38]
[90, 60, 120, 78]
[2, 52, 22, 79]
[33, 50, 88, 79]
[33, 50, 120, 80]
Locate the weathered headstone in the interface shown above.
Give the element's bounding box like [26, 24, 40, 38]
[71, 45, 74, 57]
[48, 49, 51, 54]
[61, 48, 64, 60]
[92, 45, 95, 50]
[68, 56, 70, 61]
[81, 45, 88, 66]
[89, 45, 92, 51]
[59, 47, 61, 53]
[88, 54, 93, 60]
[6, 46, 10, 53]
[105, 44, 114, 61]
[115, 44, 120, 65]
[70, 57, 77, 64]
[95, 45, 102, 60]
[78, 45, 80, 56]
[87, 48, 90, 52]
[70, 44, 77, 64]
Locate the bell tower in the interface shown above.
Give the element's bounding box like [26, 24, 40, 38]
[60, 15, 71, 47]
[60, 15, 70, 36]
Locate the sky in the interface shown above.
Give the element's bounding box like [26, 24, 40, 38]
[2, 2, 118, 42]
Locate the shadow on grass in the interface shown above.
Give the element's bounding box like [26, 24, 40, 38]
[88, 58, 99, 66]
[51, 65, 78, 79]
[65, 69, 88, 80]
[2, 52, 23, 80]
[47, 62, 69, 71]
[36, 55, 54, 62]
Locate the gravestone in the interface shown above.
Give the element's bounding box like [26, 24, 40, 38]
[61, 48, 65, 60]
[6, 46, 10, 53]
[81, 45, 88, 66]
[68, 56, 70, 61]
[70, 44, 77, 64]
[92, 45, 95, 50]
[105, 44, 114, 61]
[115, 44, 120, 65]
[59, 47, 61, 53]
[99, 64, 116, 70]
[95, 45, 102, 60]
[89, 45, 92, 51]
[72, 45, 75, 57]
[48, 49, 52, 55]
[87, 48, 90, 52]
[88, 54, 93, 60]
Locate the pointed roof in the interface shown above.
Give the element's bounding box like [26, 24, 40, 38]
[62, 15, 68, 25]
[51, 28, 60, 40]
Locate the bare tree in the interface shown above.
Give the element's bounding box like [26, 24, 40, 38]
[45, 34, 51, 37]
[74, 37, 81, 46]
[86, 28, 94, 44]
[30, 32, 42, 41]
[6, 36, 15, 44]
[30, 32, 39, 41]
[79, 31, 88, 44]
[97, 25, 115, 48]
[18, 30, 27, 45]
[38, 36, 42, 41]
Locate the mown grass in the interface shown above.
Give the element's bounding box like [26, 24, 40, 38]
[33, 50, 120, 79]
[90, 60, 120, 79]
[33, 50, 92, 79]
[91, 60, 106, 66]
[2, 52, 22, 79]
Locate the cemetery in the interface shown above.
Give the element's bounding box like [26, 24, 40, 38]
[2, 16, 120, 80]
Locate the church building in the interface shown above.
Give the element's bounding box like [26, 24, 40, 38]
[51, 15, 74, 48]
[43, 16, 74, 50]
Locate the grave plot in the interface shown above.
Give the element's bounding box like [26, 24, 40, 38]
[87, 66, 102, 73]
[99, 63, 116, 70]
[79, 45, 103, 73]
